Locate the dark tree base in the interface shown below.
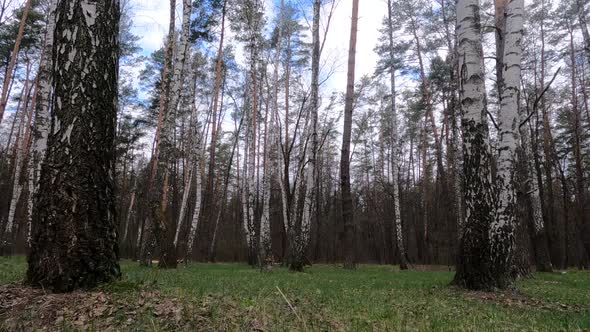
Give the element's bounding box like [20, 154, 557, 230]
[27, 252, 120, 293]
[289, 262, 304, 272]
[452, 261, 514, 291]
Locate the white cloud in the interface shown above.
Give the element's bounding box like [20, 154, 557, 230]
[129, 0, 174, 53]
[320, 0, 387, 94]
[128, 0, 385, 90]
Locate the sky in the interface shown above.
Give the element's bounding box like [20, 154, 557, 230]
[128, 0, 388, 95]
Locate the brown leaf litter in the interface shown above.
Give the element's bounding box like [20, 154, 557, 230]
[456, 287, 587, 313]
[0, 283, 196, 331]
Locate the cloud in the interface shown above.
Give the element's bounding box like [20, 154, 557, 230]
[320, 0, 387, 94]
[128, 0, 385, 91]
[129, 0, 173, 54]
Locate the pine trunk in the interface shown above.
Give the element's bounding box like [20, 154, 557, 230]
[0, 0, 33, 125]
[341, 0, 359, 270]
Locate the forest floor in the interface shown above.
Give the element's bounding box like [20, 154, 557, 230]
[0, 257, 589, 331]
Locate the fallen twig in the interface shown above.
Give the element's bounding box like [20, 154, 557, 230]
[276, 286, 307, 331]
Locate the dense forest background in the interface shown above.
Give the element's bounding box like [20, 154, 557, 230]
[0, 0, 589, 273]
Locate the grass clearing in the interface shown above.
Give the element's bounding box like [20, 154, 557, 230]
[1, 256, 589, 331]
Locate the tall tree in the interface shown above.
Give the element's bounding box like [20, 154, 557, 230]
[494, 0, 523, 282]
[0, 0, 33, 125]
[27, 0, 121, 292]
[341, 0, 359, 270]
[453, 0, 498, 290]
[385, 0, 409, 270]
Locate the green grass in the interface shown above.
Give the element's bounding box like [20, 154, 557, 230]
[1, 256, 589, 331]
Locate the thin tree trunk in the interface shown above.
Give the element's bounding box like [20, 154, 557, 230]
[290, 0, 320, 272]
[3, 64, 34, 246]
[203, 0, 227, 248]
[521, 118, 552, 272]
[0, 0, 33, 125]
[123, 176, 137, 244]
[387, 0, 408, 270]
[259, 0, 285, 271]
[186, 137, 204, 259]
[340, 0, 359, 270]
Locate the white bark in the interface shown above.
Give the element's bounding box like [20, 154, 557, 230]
[29, 0, 57, 240]
[173, 55, 199, 249]
[175, 169, 192, 247]
[387, 0, 407, 267]
[492, 0, 523, 267]
[5, 67, 32, 238]
[259, 0, 284, 269]
[167, 0, 191, 118]
[242, 125, 251, 248]
[297, 0, 321, 268]
[186, 137, 204, 256]
[454, 0, 499, 289]
[277, 137, 290, 236]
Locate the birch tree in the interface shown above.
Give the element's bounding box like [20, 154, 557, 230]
[289, 0, 321, 272]
[29, 0, 57, 226]
[259, 0, 284, 271]
[27, 0, 121, 292]
[493, 0, 523, 284]
[384, 0, 409, 270]
[453, 0, 498, 290]
[3, 60, 33, 247]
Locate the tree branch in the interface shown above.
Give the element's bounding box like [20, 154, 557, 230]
[520, 67, 561, 129]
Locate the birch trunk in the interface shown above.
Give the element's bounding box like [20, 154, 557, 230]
[3, 64, 32, 245]
[168, 0, 191, 115]
[246, 5, 262, 264]
[453, 0, 498, 290]
[387, 0, 408, 270]
[29, 0, 57, 220]
[27, 0, 121, 292]
[186, 138, 204, 258]
[290, 0, 320, 272]
[259, 0, 285, 270]
[167, 0, 191, 249]
[492, 0, 523, 286]
[242, 115, 251, 252]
